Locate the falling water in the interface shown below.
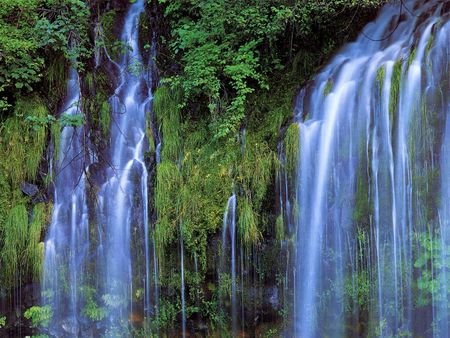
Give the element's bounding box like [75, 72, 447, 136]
[98, 0, 151, 330]
[293, 1, 450, 337]
[43, 67, 90, 336]
[43, 0, 153, 335]
[221, 194, 238, 334]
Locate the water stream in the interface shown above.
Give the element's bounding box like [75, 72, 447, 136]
[293, 1, 450, 336]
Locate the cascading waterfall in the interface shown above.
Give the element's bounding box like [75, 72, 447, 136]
[43, 68, 90, 336]
[221, 194, 238, 334]
[293, 0, 450, 337]
[43, 0, 154, 335]
[99, 0, 151, 328]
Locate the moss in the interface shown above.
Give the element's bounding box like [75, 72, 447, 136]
[407, 47, 416, 68]
[284, 123, 300, 178]
[376, 65, 385, 91]
[0, 96, 48, 185]
[426, 34, 434, 54]
[51, 121, 61, 164]
[353, 165, 371, 227]
[99, 99, 111, 135]
[323, 78, 333, 96]
[45, 55, 68, 110]
[27, 203, 47, 279]
[389, 59, 403, 132]
[154, 161, 183, 254]
[275, 213, 284, 241]
[238, 197, 260, 246]
[0, 205, 28, 287]
[154, 86, 183, 162]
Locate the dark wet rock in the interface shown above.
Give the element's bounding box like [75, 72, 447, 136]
[21, 182, 39, 197]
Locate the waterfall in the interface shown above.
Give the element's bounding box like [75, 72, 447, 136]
[221, 194, 238, 334]
[292, 0, 450, 337]
[43, 0, 153, 336]
[43, 68, 90, 337]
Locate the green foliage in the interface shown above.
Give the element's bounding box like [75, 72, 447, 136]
[284, 123, 300, 177]
[154, 161, 182, 254]
[160, 0, 292, 139]
[238, 197, 260, 246]
[0, 0, 91, 110]
[275, 213, 284, 241]
[414, 230, 450, 307]
[24, 305, 52, 328]
[389, 59, 403, 126]
[153, 86, 182, 162]
[59, 112, 84, 127]
[0, 203, 47, 288]
[28, 203, 47, 278]
[1, 205, 29, 287]
[344, 270, 370, 312]
[0, 96, 48, 185]
[81, 286, 106, 321]
[151, 299, 178, 330]
[0, 315, 5, 328]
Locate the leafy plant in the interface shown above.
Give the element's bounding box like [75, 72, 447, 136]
[59, 113, 84, 127]
[24, 305, 52, 328]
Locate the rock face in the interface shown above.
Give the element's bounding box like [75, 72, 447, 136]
[0, 283, 40, 337]
[21, 182, 39, 197]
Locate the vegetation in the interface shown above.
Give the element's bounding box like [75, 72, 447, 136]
[24, 305, 52, 328]
[0, 0, 90, 112]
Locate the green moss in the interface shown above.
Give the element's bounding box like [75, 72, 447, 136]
[389, 59, 403, 131]
[407, 47, 416, 68]
[51, 121, 61, 164]
[275, 213, 284, 241]
[353, 167, 371, 227]
[27, 203, 47, 279]
[0, 97, 48, 185]
[284, 123, 300, 177]
[154, 161, 183, 255]
[45, 56, 68, 110]
[154, 86, 183, 162]
[376, 65, 385, 91]
[99, 99, 111, 135]
[0, 205, 28, 287]
[323, 78, 333, 96]
[238, 197, 260, 246]
[426, 34, 434, 54]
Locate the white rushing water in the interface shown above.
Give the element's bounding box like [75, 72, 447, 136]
[293, 0, 450, 337]
[43, 67, 90, 337]
[43, 0, 154, 336]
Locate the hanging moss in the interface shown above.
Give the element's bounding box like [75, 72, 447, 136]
[45, 55, 68, 111]
[238, 136, 274, 210]
[376, 65, 385, 91]
[323, 78, 333, 96]
[154, 86, 183, 162]
[284, 123, 300, 178]
[27, 203, 48, 279]
[389, 59, 403, 130]
[51, 118, 61, 155]
[0, 205, 28, 287]
[99, 99, 111, 135]
[0, 96, 48, 185]
[275, 213, 284, 241]
[238, 197, 260, 246]
[154, 161, 182, 254]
